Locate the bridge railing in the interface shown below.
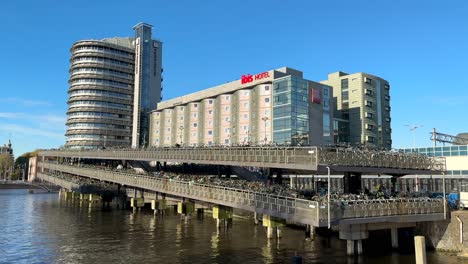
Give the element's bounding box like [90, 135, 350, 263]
[39, 146, 318, 171]
[317, 148, 446, 171]
[319, 198, 445, 221]
[38, 162, 321, 225]
[39, 146, 446, 172]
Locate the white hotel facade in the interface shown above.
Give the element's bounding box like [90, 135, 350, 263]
[150, 67, 333, 147]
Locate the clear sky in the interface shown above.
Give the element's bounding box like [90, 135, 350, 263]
[1, 0, 467, 156]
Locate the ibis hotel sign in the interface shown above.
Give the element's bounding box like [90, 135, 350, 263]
[241, 71, 270, 84]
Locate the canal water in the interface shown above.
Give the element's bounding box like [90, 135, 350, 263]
[0, 189, 464, 264]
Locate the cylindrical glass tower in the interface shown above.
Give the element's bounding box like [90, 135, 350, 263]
[65, 38, 135, 148]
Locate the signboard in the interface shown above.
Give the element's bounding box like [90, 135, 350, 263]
[241, 71, 270, 84]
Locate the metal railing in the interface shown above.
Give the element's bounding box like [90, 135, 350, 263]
[38, 162, 445, 227]
[40, 146, 319, 171]
[39, 146, 446, 173]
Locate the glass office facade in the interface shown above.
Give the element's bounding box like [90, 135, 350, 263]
[401, 145, 468, 157]
[272, 76, 309, 145]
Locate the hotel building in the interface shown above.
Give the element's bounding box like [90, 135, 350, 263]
[150, 67, 333, 147]
[321, 72, 392, 149]
[65, 23, 162, 149]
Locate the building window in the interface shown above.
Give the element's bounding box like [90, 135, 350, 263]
[384, 84, 390, 90]
[244, 114, 248, 119]
[243, 125, 248, 131]
[208, 120, 212, 125]
[156, 130, 159, 134]
[265, 110, 270, 115]
[224, 139, 230, 144]
[193, 113, 197, 118]
[385, 106, 391, 111]
[192, 132, 197, 137]
[364, 77, 372, 84]
[341, 79, 349, 89]
[225, 95, 230, 101]
[385, 95, 390, 100]
[208, 110, 213, 115]
[155, 139, 159, 143]
[208, 99, 213, 104]
[225, 128, 230, 133]
[385, 117, 391, 122]
[208, 141, 213, 145]
[265, 98, 270, 103]
[225, 117, 230, 122]
[244, 102, 249, 108]
[194, 103, 198, 108]
[366, 112, 373, 118]
[225, 106, 230, 111]
[156, 121, 159, 125]
[366, 124, 374, 130]
[193, 123, 198, 127]
[167, 128, 171, 131]
[208, 130, 213, 135]
[180, 117, 184, 120]
[265, 86, 270, 91]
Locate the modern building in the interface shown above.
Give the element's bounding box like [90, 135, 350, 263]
[150, 67, 333, 147]
[65, 23, 163, 149]
[321, 72, 392, 149]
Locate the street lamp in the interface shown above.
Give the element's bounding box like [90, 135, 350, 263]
[262, 116, 269, 145]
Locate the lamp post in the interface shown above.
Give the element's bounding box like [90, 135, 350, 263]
[262, 116, 269, 145]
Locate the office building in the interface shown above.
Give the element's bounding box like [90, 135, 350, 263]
[65, 23, 163, 148]
[321, 72, 392, 149]
[150, 67, 333, 147]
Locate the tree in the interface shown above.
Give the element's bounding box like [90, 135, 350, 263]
[0, 153, 14, 180]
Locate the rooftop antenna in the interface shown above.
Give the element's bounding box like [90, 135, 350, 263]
[405, 124, 423, 149]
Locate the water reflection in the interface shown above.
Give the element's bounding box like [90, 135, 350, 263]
[0, 189, 463, 264]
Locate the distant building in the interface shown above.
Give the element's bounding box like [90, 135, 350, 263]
[321, 72, 392, 149]
[0, 139, 13, 158]
[65, 23, 163, 149]
[150, 67, 334, 147]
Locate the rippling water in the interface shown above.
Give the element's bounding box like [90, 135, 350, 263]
[0, 189, 463, 264]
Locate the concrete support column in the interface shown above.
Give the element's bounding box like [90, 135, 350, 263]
[305, 225, 315, 240]
[357, 240, 363, 255]
[277, 227, 283, 239]
[178, 201, 195, 221]
[347, 240, 355, 256]
[391, 227, 399, 249]
[414, 236, 427, 264]
[267, 227, 274, 239]
[212, 205, 233, 229]
[254, 212, 259, 225]
[262, 214, 286, 239]
[130, 197, 145, 212]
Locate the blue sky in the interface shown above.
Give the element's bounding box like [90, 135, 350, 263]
[1, 0, 467, 156]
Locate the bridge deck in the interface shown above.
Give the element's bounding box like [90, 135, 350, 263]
[38, 162, 446, 227]
[39, 146, 446, 175]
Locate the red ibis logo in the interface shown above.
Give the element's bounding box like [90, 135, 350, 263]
[241, 71, 270, 84]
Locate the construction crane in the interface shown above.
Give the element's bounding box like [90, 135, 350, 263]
[430, 128, 468, 147]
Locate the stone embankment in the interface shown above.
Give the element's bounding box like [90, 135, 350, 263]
[417, 210, 468, 257]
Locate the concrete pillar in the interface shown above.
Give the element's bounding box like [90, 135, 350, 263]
[254, 212, 259, 225]
[80, 194, 90, 201]
[267, 227, 274, 239]
[414, 236, 427, 264]
[391, 227, 399, 249]
[357, 240, 363, 255]
[130, 197, 144, 210]
[177, 201, 195, 216]
[347, 240, 355, 256]
[262, 214, 286, 239]
[305, 225, 315, 240]
[151, 200, 158, 215]
[277, 227, 283, 239]
[212, 205, 233, 229]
